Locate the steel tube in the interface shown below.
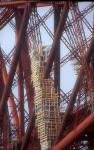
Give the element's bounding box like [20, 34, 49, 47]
[0, 4, 30, 115]
[3, 114, 8, 150]
[44, 2, 69, 78]
[56, 33, 94, 142]
[52, 112, 94, 150]
[0, 49, 19, 131]
[21, 49, 34, 117]
[54, 6, 61, 98]
[0, 1, 65, 7]
[15, 9, 34, 118]
[21, 112, 35, 150]
[17, 58, 24, 138]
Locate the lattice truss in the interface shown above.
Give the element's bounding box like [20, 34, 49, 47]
[0, 1, 94, 150]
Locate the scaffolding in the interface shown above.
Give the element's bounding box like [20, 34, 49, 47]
[30, 46, 61, 150]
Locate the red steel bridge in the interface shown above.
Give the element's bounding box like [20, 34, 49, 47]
[0, 1, 94, 150]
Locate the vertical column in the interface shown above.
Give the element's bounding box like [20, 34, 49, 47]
[15, 9, 34, 118]
[3, 107, 9, 150]
[15, 11, 25, 139]
[0, 66, 6, 149]
[17, 57, 24, 140]
[54, 5, 61, 101]
[3, 114, 7, 150]
[0, 59, 8, 149]
[21, 49, 34, 117]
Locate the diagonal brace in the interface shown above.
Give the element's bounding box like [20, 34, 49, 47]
[43, 2, 69, 78]
[56, 34, 94, 143]
[52, 111, 94, 150]
[0, 4, 30, 115]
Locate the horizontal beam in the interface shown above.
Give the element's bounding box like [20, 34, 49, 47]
[52, 112, 94, 150]
[43, 2, 69, 78]
[0, 1, 65, 8]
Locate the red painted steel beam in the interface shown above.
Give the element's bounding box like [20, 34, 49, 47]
[20, 112, 35, 150]
[0, 61, 4, 101]
[0, 0, 38, 7]
[3, 116, 7, 149]
[0, 1, 65, 8]
[54, 5, 61, 98]
[17, 58, 24, 139]
[21, 49, 34, 117]
[15, 9, 25, 139]
[3, 108, 9, 150]
[0, 65, 9, 148]
[15, 8, 34, 118]
[0, 49, 19, 131]
[56, 33, 94, 143]
[52, 112, 94, 150]
[0, 4, 30, 116]
[0, 8, 14, 30]
[44, 2, 69, 78]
